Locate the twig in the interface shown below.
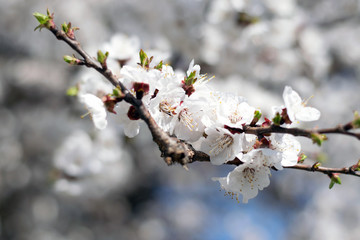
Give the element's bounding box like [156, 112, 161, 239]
[285, 164, 360, 177]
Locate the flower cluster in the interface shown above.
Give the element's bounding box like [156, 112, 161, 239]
[76, 36, 320, 203]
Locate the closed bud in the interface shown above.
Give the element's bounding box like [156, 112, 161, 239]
[250, 110, 262, 126]
[352, 111, 360, 129]
[63, 55, 80, 65]
[97, 50, 109, 68]
[298, 153, 307, 163]
[329, 173, 341, 189]
[272, 112, 282, 126]
[312, 162, 321, 170]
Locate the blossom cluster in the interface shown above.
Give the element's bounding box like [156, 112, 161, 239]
[76, 34, 320, 203]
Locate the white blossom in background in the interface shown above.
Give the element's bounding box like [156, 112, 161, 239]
[102, 33, 141, 65]
[53, 129, 133, 197]
[54, 130, 101, 177]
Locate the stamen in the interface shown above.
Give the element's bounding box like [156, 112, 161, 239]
[243, 167, 255, 183]
[302, 95, 314, 106]
[229, 110, 242, 124]
[81, 111, 91, 119]
[159, 100, 176, 116]
[209, 134, 234, 155]
[179, 108, 197, 131]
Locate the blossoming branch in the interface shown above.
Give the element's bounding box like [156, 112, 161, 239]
[34, 10, 360, 203]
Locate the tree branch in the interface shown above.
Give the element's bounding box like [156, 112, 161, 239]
[47, 23, 192, 166]
[40, 16, 360, 179]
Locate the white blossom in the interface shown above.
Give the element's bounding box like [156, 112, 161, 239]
[200, 127, 243, 165]
[269, 133, 301, 168]
[216, 92, 255, 128]
[213, 149, 279, 203]
[282, 86, 321, 123]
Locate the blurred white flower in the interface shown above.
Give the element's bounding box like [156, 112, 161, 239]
[102, 33, 140, 66]
[54, 130, 102, 177]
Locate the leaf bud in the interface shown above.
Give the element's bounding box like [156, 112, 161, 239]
[311, 133, 328, 146]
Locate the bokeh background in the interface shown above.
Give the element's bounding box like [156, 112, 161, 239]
[1, 0, 360, 239]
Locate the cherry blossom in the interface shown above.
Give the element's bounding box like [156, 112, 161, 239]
[282, 86, 321, 123]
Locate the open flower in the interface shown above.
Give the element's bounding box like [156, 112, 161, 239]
[213, 149, 278, 203]
[282, 86, 320, 123]
[79, 93, 107, 130]
[216, 92, 255, 128]
[269, 133, 301, 168]
[200, 127, 244, 165]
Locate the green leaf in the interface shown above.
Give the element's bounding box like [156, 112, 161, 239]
[61, 22, 69, 33]
[155, 60, 163, 70]
[112, 87, 124, 97]
[185, 71, 196, 85]
[311, 133, 328, 146]
[139, 49, 147, 66]
[33, 12, 49, 24]
[97, 50, 108, 64]
[329, 174, 341, 189]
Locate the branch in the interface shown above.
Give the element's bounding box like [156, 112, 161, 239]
[243, 123, 360, 140]
[285, 164, 360, 177]
[45, 21, 193, 166]
[36, 12, 360, 180]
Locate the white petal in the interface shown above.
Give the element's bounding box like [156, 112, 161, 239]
[92, 113, 107, 130]
[295, 107, 321, 121]
[79, 94, 108, 130]
[283, 86, 302, 109]
[281, 151, 298, 167]
[124, 121, 140, 138]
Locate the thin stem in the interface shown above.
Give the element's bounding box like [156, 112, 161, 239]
[285, 164, 360, 177]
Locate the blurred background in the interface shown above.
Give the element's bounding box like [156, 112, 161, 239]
[1, 0, 360, 239]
